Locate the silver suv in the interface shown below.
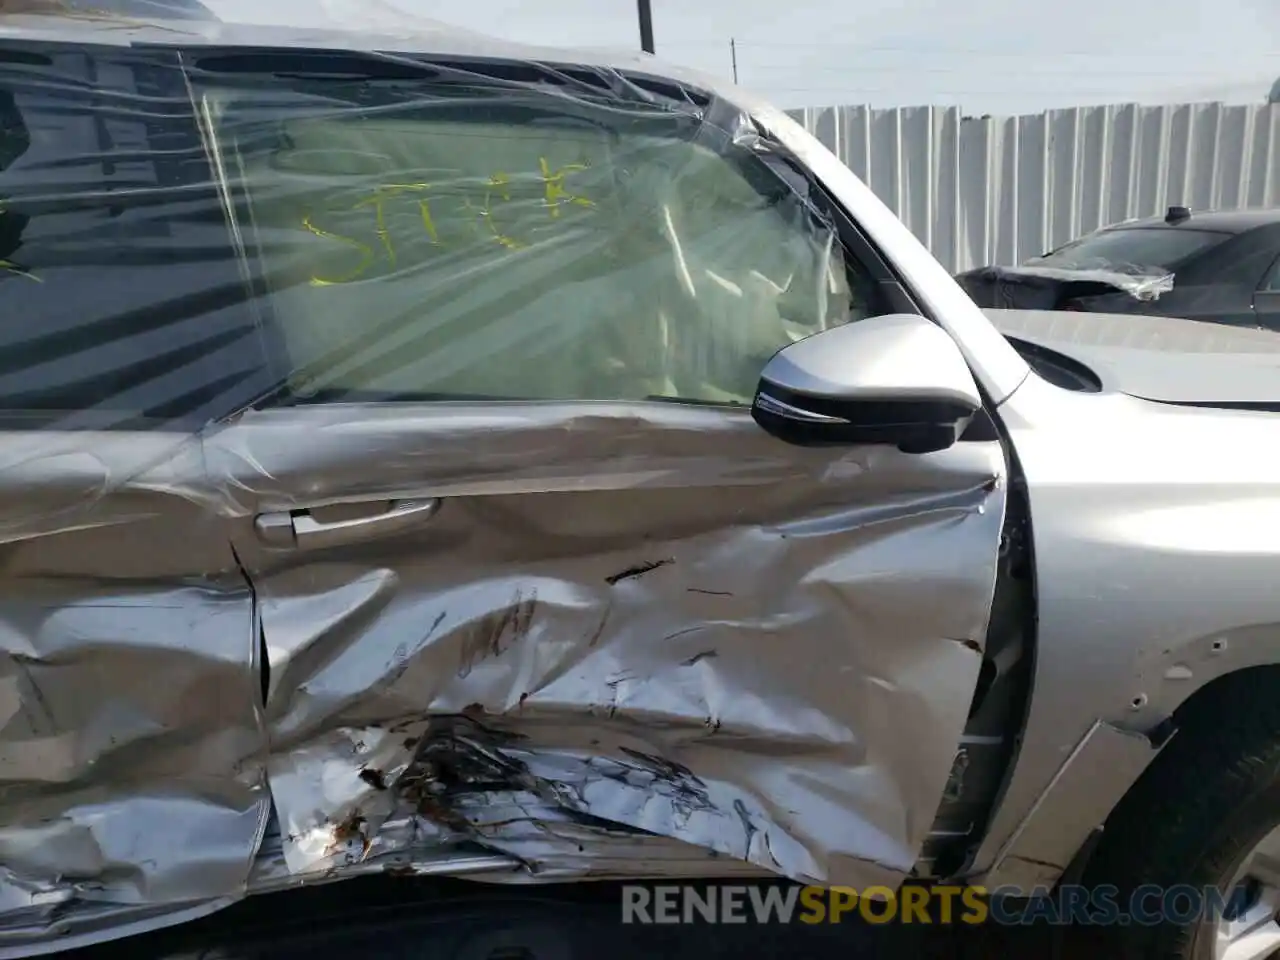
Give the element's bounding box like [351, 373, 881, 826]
[3, 7, 1280, 960]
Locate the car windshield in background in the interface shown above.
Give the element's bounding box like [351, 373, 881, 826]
[1028, 227, 1230, 274]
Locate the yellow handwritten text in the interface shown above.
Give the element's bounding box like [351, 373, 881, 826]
[297, 158, 595, 286]
[539, 159, 595, 218]
[481, 172, 523, 250]
[301, 214, 375, 287]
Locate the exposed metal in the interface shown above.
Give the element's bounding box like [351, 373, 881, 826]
[6, 6, 1280, 958]
[0, 9, 1010, 955]
[207, 401, 1005, 888]
[788, 102, 1280, 273]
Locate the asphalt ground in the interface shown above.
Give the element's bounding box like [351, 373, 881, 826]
[42, 877, 1081, 960]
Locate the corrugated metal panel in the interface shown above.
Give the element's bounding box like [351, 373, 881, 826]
[787, 103, 1280, 273]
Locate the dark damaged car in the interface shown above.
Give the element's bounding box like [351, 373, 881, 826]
[4, 6, 1280, 960]
[956, 206, 1280, 331]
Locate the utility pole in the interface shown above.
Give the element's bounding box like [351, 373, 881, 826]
[637, 0, 654, 54]
[730, 37, 738, 83]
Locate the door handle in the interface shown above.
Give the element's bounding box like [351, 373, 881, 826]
[254, 498, 441, 550]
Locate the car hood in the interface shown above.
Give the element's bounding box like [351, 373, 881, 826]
[985, 308, 1280, 408]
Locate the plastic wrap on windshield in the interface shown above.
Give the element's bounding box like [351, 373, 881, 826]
[0, 16, 1007, 955]
[955, 263, 1174, 310]
[1013, 264, 1174, 300]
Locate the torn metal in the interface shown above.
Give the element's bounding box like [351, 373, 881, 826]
[0, 6, 1007, 954]
[214, 401, 1005, 886]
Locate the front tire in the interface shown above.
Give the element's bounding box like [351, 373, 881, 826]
[1075, 670, 1280, 959]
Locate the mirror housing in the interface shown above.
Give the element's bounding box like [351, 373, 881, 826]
[751, 314, 982, 453]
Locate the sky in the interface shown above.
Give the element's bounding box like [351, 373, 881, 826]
[385, 0, 1280, 115]
[80, 0, 1280, 116]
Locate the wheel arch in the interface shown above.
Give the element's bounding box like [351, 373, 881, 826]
[977, 662, 1280, 895]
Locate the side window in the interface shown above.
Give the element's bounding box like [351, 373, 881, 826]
[1263, 255, 1280, 292]
[196, 66, 887, 406]
[0, 44, 269, 429]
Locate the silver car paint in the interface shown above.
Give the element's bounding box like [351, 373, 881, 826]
[990, 307, 1280, 405]
[207, 400, 1004, 888]
[0, 433, 270, 954]
[974, 371, 1280, 890]
[0, 404, 1007, 956]
[2, 6, 1280, 953]
[0, 12, 1012, 953]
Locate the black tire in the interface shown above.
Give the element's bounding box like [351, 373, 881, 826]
[1073, 669, 1280, 959]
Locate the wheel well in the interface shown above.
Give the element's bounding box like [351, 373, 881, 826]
[1105, 665, 1280, 828]
[1058, 664, 1280, 887]
[1064, 664, 1280, 958]
[1169, 664, 1280, 730]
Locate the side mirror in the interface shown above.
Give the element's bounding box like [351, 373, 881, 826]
[751, 314, 982, 454]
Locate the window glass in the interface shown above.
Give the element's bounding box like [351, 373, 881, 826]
[0, 47, 267, 427]
[201, 78, 880, 405]
[1263, 256, 1280, 291]
[1029, 227, 1229, 273]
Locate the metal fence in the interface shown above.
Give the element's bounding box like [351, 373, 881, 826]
[787, 102, 1280, 273]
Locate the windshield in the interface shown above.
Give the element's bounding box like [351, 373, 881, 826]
[1028, 227, 1230, 273]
